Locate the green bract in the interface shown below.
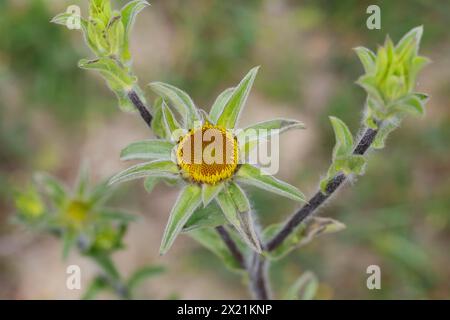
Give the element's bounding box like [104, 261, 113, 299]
[109, 67, 307, 255]
[51, 0, 149, 112]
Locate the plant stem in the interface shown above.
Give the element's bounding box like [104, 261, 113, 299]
[266, 127, 378, 251]
[249, 253, 271, 300]
[128, 90, 153, 128]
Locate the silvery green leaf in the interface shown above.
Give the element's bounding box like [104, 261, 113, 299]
[149, 82, 200, 128]
[78, 57, 135, 88]
[216, 67, 259, 129]
[161, 101, 182, 139]
[120, 0, 149, 62]
[209, 87, 234, 123]
[388, 93, 428, 117]
[189, 227, 245, 273]
[216, 187, 261, 253]
[160, 185, 202, 254]
[354, 46, 376, 73]
[329, 116, 354, 160]
[395, 26, 423, 57]
[263, 217, 346, 260]
[109, 160, 179, 185]
[238, 118, 305, 155]
[283, 271, 318, 300]
[151, 98, 169, 139]
[236, 164, 306, 203]
[372, 117, 401, 150]
[183, 201, 226, 232]
[202, 183, 224, 207]
[144, 176, 159, 193]
[120, 140, 174, 161]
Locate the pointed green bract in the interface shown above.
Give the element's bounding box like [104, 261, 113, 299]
[209, 87, 234, 123]
[354, 46, 376, 73]
[120, 140, 174, 161]
[75, 162, 90, 199]
[161, 102, 182, 139]
[236, 164, 306, 203]
[202, 183, 224, 207]
[160, 185, 202, 254]
[216, 67, 259, 129]
[216, 188, 261, 253]
[109, 160, 179, 185]
[149, 82, 200, 128]
[33, 172, 67, 208]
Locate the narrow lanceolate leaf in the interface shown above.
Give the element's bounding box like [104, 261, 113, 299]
[149, 82, 200, 128]
[120, 140, 174, 161]
[109, 160, 179, 185]
[160, 185, 202, 255]
[283, 271, 319, 300]
[329, 116, 354, 160]
[144, 176, 159, 193]
[75, 162, 90, 199]
[120, 0, 150, 62]
[217, 67, 259, 129]
[127, 265, 165, 291]
[354, 46, 376, 73]
[236, 164, 306, 203]
[33, 173, 67, 207]
[183, 201, 226, 232]
[161, 102, 182, 140]
[202, 183, 224, 207]
[238, 118, 305, 154]
[78, 57, 135, 88]
[209, 87, 234, 123]
[216, 187, 261, 253]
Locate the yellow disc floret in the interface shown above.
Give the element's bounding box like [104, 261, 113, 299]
[176, 123, 239, 184]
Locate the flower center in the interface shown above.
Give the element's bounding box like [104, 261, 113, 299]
[176, 124, 239, 184]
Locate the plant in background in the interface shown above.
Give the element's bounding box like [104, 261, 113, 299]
[14, 165, 164, 299]
[45, 0, 429, 299]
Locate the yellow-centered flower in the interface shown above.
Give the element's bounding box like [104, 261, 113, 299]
[110, 67, 306, 255]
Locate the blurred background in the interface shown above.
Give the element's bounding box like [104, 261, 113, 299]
[0, 0, 449, 299]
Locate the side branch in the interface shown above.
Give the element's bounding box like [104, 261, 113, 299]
[266, 127, 378, 251]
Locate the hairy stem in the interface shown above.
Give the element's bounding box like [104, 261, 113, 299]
[249, 253, 271, 300]
[266, 127, 378, 251]
[128, 90, 153, 128]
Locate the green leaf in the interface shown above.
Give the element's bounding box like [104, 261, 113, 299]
[334, 155, 367, 176]
[109, 160, 179, 185]
[161, 102, 182, 140]
[238, 118, 305, 155]
[183, 201, 226, 232]
[120, 140, 174, 161]
[354, 46, 376, 73]
[189, 228, 244, 273]
[149, 82, 200, 128]
[263, 217, 346, 260]
[78, 57, 135, 88]
[151, 98, 168, 139]
[209, 87, 234, 123]
[98, 209, 136, 223]
[160, 185, 202, 255]
[82, 276, 110, 300]
[127, 265, 165, 291]
[283, 271, 319, 300]
[216, 67, 259, 129]
[62, 230, 77, 260]
[88, 180, 113, 207]
[75, 163, 90, 199]
[33, 173, 67, 208]
[372, 117, 401, 150]
[388, 93, 428, 117]
[120, 0, 150, 62]
[329, 116, 354, 160]
[91, 253, 120, 280]
[216, 187, 261, 253]
[143, 176, 159, 193]
[202, 183, 224, 207]
[236, 164, 306, 203]
[395, 26, 423, 57]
